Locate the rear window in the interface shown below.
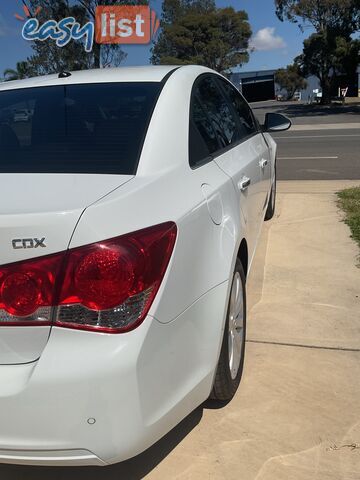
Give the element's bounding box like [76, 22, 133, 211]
[0, 83, 161, 174]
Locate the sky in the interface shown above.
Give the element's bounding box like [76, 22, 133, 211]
[0, 0, 313, 76]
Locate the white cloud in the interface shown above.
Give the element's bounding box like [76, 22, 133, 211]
[250, 27, 287, 51]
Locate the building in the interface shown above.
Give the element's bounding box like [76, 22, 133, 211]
[230, 66, 360, 102]
[229, 69, 317, 102]
[229, 70, 276, 102]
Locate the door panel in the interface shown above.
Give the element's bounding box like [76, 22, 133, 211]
[214, 76, 272, 260]
[188, 73, 271, 265]
[214, 137, 262, 262]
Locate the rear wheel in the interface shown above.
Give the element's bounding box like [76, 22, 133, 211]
[210, 259, 246, 401]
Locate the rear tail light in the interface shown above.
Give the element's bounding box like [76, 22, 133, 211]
[0, 222, 177, 333]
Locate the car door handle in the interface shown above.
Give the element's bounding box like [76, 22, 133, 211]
[259, 158, 268, 169]
[238, 176, 251, 191]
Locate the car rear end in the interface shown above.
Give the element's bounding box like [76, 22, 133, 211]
[0, 67, 235, 466]
[0, 72, 180, 465]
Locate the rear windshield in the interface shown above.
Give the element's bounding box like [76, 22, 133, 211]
[0, 82, 161, 174]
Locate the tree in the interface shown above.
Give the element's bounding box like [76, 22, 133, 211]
[275, 64, 307, 99]
[275, 0, 360, 103]
[275, 0, 360, 35]
[3, 61, 33, 81]
[296, 33, 360, 103]
[151, 0, 251, 73]
[334, 37, 360, 86]
[159, 0, 217, 23]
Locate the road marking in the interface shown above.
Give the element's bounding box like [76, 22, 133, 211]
[274, 134, 360, 139]
[278, 156, 339, 160]
[290, 123, 360, 131]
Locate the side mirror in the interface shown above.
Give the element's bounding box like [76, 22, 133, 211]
[264, 113, 292, 132]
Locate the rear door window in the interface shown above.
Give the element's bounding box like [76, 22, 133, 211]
[196, 76, 239, 148]
[216, 77, 258, 139]
[189, 95, 219, 167]
[0, 83, 161, 174]
[189, 75, 241, 168]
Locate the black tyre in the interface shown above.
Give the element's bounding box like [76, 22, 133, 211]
[265, 169, 276, 221]
[210, 259, 246, 401]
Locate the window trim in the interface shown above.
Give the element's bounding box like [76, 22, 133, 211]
[188, 73, 261, 170]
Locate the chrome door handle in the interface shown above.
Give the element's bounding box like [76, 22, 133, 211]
[260, 158, 268, 169]
[238, 176, 251, 191]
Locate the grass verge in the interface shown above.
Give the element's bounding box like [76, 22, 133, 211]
[337, 187, 360, 262]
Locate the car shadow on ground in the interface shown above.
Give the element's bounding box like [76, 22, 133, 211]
[0, 406, 204, 480]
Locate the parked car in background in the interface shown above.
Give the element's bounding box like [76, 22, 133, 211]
[0, 66, 291, 467]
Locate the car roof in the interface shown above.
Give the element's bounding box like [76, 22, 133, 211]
[0, 66, 184, 92]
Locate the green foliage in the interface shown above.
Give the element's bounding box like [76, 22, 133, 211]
[275, 0, 360, 35]
[3, 62, 33, 81]
[161, 0, 216, 23]
[151, 0, 251, 73]
[334, 37, 360, 82]
[275, 64, 307, 99]
[337, 187, 360, 261]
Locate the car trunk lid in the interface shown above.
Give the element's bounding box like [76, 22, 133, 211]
[0, 173, 133, 365]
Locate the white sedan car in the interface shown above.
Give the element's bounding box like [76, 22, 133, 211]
[0, 66, 290, 466]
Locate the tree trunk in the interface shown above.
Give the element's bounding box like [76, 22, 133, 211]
[320, 76, 332, 105]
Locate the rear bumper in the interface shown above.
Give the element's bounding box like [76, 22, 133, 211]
[0, 281, 228, 466]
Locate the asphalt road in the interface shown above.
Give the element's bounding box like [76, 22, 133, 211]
[272, 128, 360, 180]
[250, 100, 360, 180]
[251, 99, 360, 125]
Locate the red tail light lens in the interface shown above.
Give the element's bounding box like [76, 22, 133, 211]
[2, 273, 41, 317]
[0, 222, 177, 332]
[73, 248, 134, 310]
[0, 253, 64, 325]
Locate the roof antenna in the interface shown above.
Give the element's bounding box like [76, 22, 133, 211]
[58, 71, 72, 79]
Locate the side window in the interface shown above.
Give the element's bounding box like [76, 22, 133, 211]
[196, 76, 239, 148]
[189, 95, 219, 167]
[217, 78, 258, 139]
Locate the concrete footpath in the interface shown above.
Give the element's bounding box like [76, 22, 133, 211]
[1, 181, 360, 480]
[143, 180, 360, 480]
